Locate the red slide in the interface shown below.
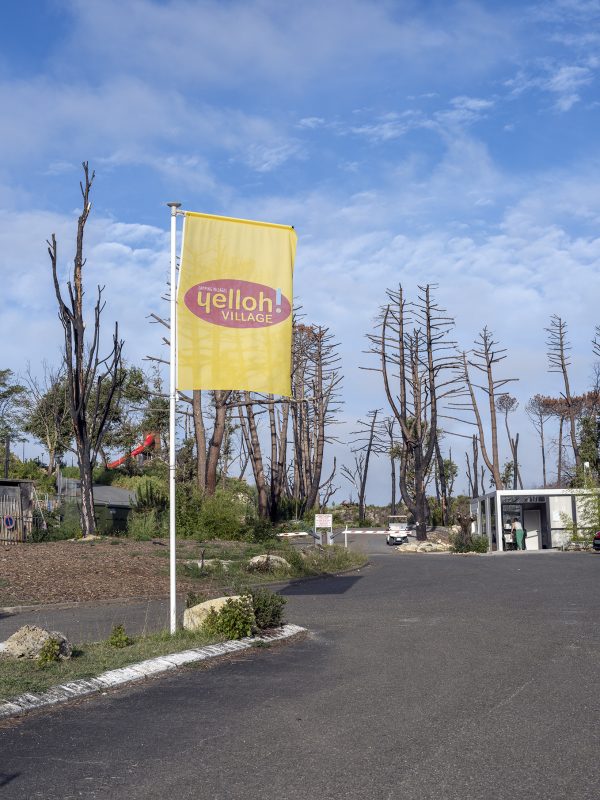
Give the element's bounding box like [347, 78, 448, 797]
[107, 434, 156, 469]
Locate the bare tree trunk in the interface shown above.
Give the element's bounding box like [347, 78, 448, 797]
[435, 436, 448, 526]
[48, 163, 123, 537]
[472, 436, 479, 498]
[4, 435, 9, 479]
[390, 454, 396, 514]
[205, 390, 230, 495]
[541, 423, 547, 488]
[356, 410, 378, 525]
[547, 316, 580, 470]
[241, 393, 269, 518]
[192, 390, 206, 491]
[557, 416, 564, 486]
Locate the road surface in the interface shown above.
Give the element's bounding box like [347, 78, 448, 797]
[1, 548, 599, 799]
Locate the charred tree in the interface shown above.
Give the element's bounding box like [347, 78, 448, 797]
[49, 164, 124, 536]
[343, 409, 380, 525]
[368, 285, 459, 541]
[546, 315, 580, 471]
[495, 394, 523, 489]
[526, 395, 552, 488]
[455, 328, 516, 490]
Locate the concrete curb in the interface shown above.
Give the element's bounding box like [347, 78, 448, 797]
[0, 623, 305, 721]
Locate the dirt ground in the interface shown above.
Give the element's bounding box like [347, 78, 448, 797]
[0, 538, 215, 606]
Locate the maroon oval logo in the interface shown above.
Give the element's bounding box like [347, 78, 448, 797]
[183, 279, 291, 329]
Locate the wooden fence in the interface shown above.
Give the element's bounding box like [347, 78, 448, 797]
[0, 497, 28, 543]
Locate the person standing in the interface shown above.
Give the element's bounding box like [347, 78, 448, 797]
[512, 517, 525, 551]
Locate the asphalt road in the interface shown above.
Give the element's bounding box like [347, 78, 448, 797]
[1, 550, 599, 799]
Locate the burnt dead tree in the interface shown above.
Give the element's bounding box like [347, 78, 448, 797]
[465, 434, 480, 499]
[455, 328, 516, 490]
[380, 416, 399, 513]
[526, 394, 552, 488]
[291, 324, 343, 516]
[546, 315, 581, 472]
[342, 409, 380, 525]
[49, 163, 124, 536]
[495, 394, 523, 490]
[368, 285, 458, 541]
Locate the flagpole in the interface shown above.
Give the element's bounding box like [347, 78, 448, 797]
[167, 201, 181, 634]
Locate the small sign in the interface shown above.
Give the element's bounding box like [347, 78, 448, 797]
[3, 515, 15, 530]
[314, 514, 333, 529]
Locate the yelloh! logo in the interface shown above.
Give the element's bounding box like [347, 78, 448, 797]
[183, 278, 291, 328]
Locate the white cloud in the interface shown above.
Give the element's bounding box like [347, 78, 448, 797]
[506, 61, 595, 111]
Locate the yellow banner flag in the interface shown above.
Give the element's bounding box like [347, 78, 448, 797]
[177, 212, 296, 395]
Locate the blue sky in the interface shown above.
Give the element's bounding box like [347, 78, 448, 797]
[2, 0, 600, 499]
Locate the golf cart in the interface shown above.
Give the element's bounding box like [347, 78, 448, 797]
[386, 515, 410, 545]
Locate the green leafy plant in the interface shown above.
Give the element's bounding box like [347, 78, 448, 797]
[250, 588, 286, 630]
[127, 508, 166, 540]
[196, 489, 249, 541]
[449, 532, 488, 553]
[37, 637, 62, 666]
[108, 624, 133, 649]
[202, 596, 255, 640]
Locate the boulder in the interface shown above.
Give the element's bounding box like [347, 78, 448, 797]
[183, 595, 242, 631]
[396, 542, 419, 552]
[186, 558, 235, 572]
[247, 554, 291, 572]
[3, 625, 72, 660]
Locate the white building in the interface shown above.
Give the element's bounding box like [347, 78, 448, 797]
[471, 488, 592, 552]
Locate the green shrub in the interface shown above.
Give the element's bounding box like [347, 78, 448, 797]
[37, 638, 62, 666]
[176, 484, 204, 538]
[247, 516, 277, 543]
[134, 477, 168, 512]
[202, 596, 255, 640]
[108, 624, 133, 648]
[449, 532, 489, 553]
[196, 489, 249, 541]
[250, 588, 286, 630]
[127, 509, 166, 540]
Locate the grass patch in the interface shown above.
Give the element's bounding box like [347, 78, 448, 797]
[177, 544, 366, 592]
[0, 627, 221, 702]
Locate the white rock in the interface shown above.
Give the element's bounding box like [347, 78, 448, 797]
[247, 554, 291, 572]
[183, 596, 242, 631]
[186, 558, 234, 572]
[4, 625, 72, 660]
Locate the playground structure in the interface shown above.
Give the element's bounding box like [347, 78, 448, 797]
[107, 433, 157, 470]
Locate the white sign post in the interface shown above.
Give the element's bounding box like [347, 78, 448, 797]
[314, 513, 334, 545]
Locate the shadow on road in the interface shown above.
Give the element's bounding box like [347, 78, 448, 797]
[0, 773, 20, 788]
[279, 575, 362, 596]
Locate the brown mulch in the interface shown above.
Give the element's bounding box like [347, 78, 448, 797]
[0, 539, 210, 606]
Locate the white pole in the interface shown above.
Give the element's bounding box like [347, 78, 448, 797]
[167, 202, 181, 634]
[344, 526, 348, 549]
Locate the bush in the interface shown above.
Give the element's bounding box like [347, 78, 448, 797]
[134, 477, 168, 512]
[108, 624, 133, 648]
[37, 638, 62, 666]
[127, 509, 166, 540]
[250, 588, 286, 630]
[247, 516, 277, 543]
[202, 596, 255, 640]
[176, 484, 204, 538]
[196, 489, 249, 541]
[449, 532, 489, 553]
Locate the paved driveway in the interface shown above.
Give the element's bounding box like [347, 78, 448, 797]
[1, 551, 599, 799]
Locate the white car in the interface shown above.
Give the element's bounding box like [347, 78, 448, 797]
[386, 515, 410, 545]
